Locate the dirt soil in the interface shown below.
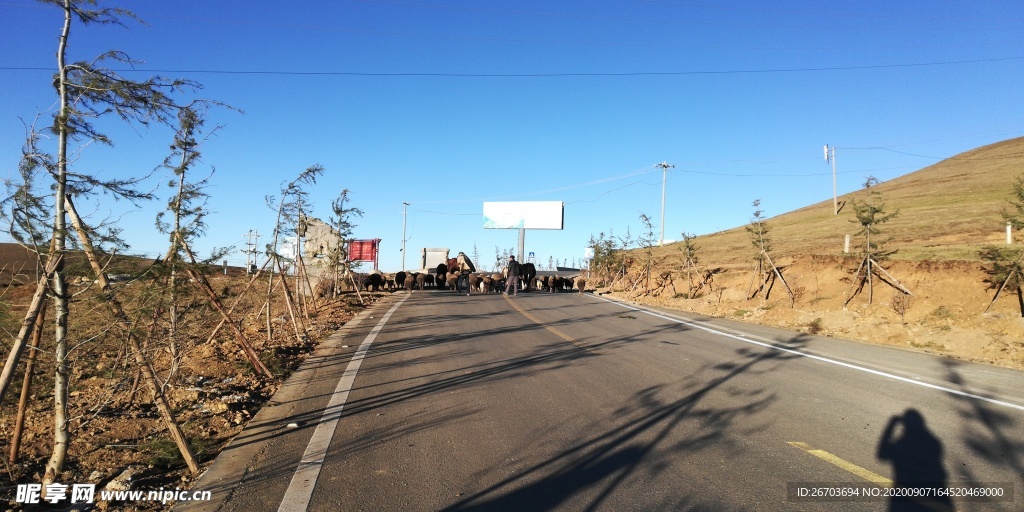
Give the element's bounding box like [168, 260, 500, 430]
[600, 254, 1024, 370]
[0, 261, 385, 511]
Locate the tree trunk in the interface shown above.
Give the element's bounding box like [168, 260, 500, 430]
[44, 270, 70, 485]
[44, 1, 73, 485]
[296, 251, 317, 317]
[866, 233, 873, 304]
[265, 262, 275, 342]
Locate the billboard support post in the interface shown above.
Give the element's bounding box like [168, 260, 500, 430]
[401, 202, 409, 271]
[518, 227, 526, 262]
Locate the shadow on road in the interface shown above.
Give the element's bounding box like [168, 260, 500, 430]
[438, 332, 813, 511]
[876, 408, 953, 512]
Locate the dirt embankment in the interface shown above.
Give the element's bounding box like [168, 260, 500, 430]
[602, 255, 1024, 370]
[0, 269, 379, 510]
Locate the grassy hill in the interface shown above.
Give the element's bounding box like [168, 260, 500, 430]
[604, 137, 1024, 370]
[654, 136, 1024, 267]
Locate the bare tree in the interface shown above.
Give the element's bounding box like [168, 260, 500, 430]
[265, 166, 324, 341]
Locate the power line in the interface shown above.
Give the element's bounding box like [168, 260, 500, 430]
[3, 56, 1020, 77]
[679, 166, 912, 177]
[415, 209, 477, 216]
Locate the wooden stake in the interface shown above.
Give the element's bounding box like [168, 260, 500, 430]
[0, 255, 60, 402]
[347, 265, 365, 304]
[206, 256, 274, 345]
[297, 252, 318, 316]
[9, 300, 47, 464]
[747, 257, 766, 299]
[844, 256, 912, 307]
[984, 269, 1019, 314]
[761, 251, 795, 306]
[179, 242, 274, 379]
[870, 258, 913, 295]
[844, 257, 869, 308]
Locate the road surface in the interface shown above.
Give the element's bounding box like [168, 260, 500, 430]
[180, 290, 1024, 511]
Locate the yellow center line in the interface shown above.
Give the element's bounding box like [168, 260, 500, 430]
[788, 441, 960, 512]
[787, 441, 893, 488]
[503, 295, 595, 353]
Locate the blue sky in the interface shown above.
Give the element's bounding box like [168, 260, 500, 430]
[2, 1, 1022, 272]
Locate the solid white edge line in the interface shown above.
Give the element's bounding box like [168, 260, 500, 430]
[277, 293, 411, 512]
[594, 295, 1024, 413]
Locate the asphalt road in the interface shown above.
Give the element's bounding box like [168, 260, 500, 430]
[181, 290, 1024, 511]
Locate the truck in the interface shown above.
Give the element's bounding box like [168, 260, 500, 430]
[420, 248, 450, 273]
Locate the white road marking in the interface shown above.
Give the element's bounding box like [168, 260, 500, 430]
[277, 294, 410, 511]
[594, 295, 1024, 413]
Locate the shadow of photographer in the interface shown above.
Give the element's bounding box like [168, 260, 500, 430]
[877, 408, 954, 512]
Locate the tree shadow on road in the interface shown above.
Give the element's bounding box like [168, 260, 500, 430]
[938, 359, 1023, 510]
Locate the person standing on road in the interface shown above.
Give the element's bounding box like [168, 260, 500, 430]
[504, 255, 521, 296]
[456, 251, 475, 295]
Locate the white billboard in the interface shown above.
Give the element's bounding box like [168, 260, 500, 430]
[483, 201, 564, 230]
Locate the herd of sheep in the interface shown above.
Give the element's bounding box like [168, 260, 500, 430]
[358, 263, 586, 295]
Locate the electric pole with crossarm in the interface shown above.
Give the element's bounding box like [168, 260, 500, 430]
[658, 161, 675, 245]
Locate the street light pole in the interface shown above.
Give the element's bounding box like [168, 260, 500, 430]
[657, 161, 675, 245]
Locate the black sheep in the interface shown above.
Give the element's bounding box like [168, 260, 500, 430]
[435, 263, 448, 289]
[521, 263, 537, 291]
[361, 273, 384, 291]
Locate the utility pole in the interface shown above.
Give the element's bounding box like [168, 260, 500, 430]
[243, 229, 261, 274]
[657, 161, 675, 246]
[401, 202, 409, 271]
[825, 145, 837, 215]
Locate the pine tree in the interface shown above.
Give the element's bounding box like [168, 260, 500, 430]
[679, 231, 702, 297]
[981, 173, 1024, 315]
[1002, 173, 1024, 233]
[325, 189, 363, 294]
[850, 177, 899, 264]
[635, 213, 658, 294]
[745, 199, 772, 255]
[745, 200, 794, 305]
[844, 177, 910, 306]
